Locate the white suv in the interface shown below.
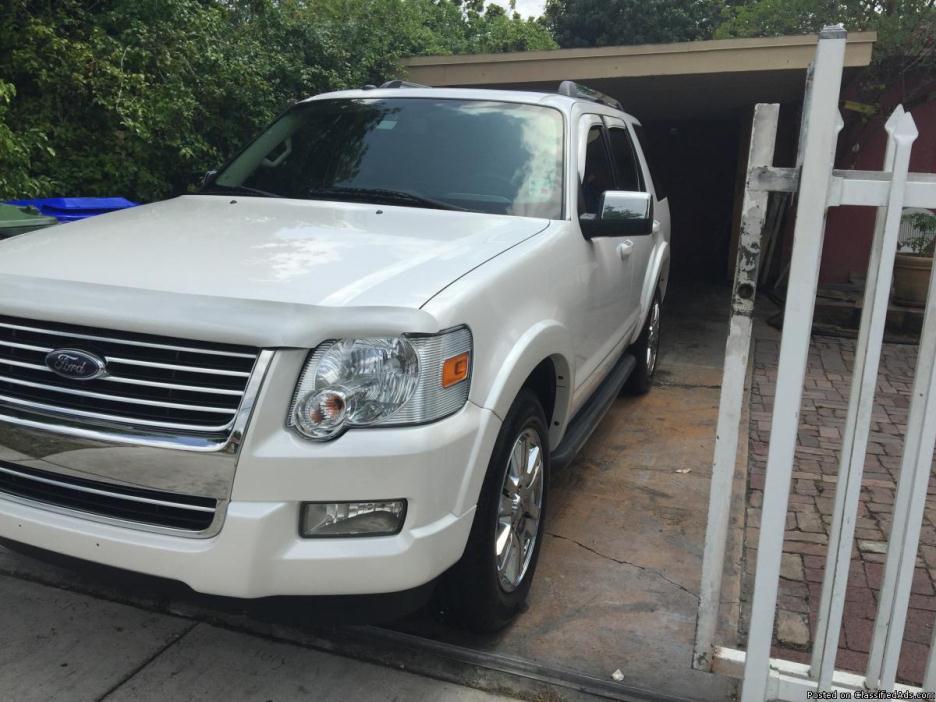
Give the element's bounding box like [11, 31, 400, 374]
[0, 82, 669, 631]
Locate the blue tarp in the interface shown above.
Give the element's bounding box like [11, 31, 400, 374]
[6, 197, 138, 223]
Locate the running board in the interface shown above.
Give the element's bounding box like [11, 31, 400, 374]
[550, 352, 636, 470]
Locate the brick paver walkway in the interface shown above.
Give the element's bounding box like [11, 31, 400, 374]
[745, 334, 936, 685]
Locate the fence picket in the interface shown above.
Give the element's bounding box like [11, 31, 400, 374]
[812, 108, 918, 688]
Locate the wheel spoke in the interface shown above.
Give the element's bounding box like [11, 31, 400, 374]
[507, 442, 524, 494]
[522, 456, 541, 493]
[522, 513, 538, 545]
[525, 443, 540, 474]
[495, 522, 511, 559]
[505, 529, 522, 584]
[498, 492, 514, 521]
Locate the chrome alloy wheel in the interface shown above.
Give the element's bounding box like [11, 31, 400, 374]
[646, 298, 661, 376]
[495, 427, 544, 593]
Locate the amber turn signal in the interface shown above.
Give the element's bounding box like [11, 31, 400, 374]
[441, 352, 470, 388]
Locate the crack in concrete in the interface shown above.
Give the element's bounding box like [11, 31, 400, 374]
[96, 620, 199, 701]
[547, 532, 700, 601]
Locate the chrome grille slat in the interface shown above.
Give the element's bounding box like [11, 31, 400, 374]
[0, 459, 218, 533]
[0, 374, 238, 414]
[0, 321, 255, 358]
[0, 315, 259, 436]
[105, 356, 251, 377]
[0, 358, 47, 372]
[0, 463, 216, 513]
[0, 357, 245, 396]
[0, 392, 235, 433]
[0, 339, 51, 353]
[103, 375, 245, 397]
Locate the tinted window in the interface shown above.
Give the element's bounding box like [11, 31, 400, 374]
[211, 98, 564, 219]
[580, 125, 614, 215]
[633, 124, 665, 199]
[608, 127, 643, 192]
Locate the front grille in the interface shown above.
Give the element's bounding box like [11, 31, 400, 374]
[0, 315, 259, 437]
[0, 460, 217, 532]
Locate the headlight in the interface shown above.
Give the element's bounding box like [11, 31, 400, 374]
[288, 326, 472, 440]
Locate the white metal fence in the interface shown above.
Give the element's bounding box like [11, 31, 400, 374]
[693, 25, 936, 700]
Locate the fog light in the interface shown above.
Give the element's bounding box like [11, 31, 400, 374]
[300, 500, 406, 537]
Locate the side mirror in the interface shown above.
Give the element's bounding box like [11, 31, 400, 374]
[202, 169, 218, 187]
[580, 190, 653, 238]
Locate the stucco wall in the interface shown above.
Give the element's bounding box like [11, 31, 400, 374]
[820, 96, 936, 284]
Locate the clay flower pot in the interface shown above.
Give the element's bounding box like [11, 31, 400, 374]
[893, 252, 933, 307]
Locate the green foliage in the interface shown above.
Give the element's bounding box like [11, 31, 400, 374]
[544, 0, 725, 48]
[0, 0, 555, 202]
[903, 212, 936, 257]
[715, 0, 936, 156]
[0, 80, 53, 198]
[714, 0, 936, 78]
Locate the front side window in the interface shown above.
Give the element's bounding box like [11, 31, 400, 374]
[608, 127, 643, 192]
[580, 125, 614, 215]
[209, 98, 564, 219]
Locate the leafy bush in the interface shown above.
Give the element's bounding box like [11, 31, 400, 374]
[0, 80, 53, 198]
[544, 0, 724, 47]
[0, 0, 555, 202]
[902, 212, 936, 257]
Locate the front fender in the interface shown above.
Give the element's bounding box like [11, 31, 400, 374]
[477, 320, 574, 451]
[639, 240, 670, 324]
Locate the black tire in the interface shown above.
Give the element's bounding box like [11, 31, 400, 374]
[624, 289, 662, 395]
[436, 388, 550, 632]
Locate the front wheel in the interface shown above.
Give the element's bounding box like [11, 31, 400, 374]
[625, 290, 661, 395]
[436, 388, 549, 632]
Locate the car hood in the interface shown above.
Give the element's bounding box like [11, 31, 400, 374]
[0, 196, 549, 347]
[0, 195, 549, 307]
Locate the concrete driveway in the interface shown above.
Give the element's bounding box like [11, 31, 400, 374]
[0, 282, 740, 702]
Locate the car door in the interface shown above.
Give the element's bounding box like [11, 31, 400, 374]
[604, 116, 654, 332]
[570, 115, 634, 406]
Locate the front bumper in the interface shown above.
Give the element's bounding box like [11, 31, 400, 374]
[0, 380, 502, 597]
[0, 496, 477, 598]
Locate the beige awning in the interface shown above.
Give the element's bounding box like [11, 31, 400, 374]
[402, 32, 876, 120]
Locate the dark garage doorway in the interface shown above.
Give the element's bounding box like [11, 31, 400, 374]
[640, 117, 743, 284]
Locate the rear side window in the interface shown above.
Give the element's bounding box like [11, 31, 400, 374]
[580, 125, 614, 215]
[608, 127, 643, 192]
[633, 124, 665, 200]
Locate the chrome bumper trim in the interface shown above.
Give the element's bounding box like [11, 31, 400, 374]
[0, 462, 216, 513]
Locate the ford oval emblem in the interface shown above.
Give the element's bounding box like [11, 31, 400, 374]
[45, 349, 107, 381]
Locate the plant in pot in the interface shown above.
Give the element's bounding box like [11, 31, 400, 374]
[894, 211, 936, 307]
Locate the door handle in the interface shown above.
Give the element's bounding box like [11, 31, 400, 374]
[617, 240, 634, 260]
[652, 220, 661, 233]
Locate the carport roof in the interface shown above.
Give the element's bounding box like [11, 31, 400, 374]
[401, 32, 876, 120]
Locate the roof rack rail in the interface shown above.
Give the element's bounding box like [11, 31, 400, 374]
[557, 80, 623, 111]
[379, 80, 431, 89]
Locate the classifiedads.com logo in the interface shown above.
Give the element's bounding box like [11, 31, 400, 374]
[807, 691, 936, 700]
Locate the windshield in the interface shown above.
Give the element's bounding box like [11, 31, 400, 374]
[209, 98, 564, 219]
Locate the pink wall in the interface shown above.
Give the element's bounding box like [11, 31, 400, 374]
[819, 96, 936, 284]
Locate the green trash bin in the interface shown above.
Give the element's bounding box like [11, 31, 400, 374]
[0, 203, 58, 240]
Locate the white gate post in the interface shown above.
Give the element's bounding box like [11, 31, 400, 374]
[740, 26, 847, 702]
[694, 102, 780, 671]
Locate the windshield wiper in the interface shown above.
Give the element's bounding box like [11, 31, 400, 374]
[306, 186, 466, 212]
[201, 183, 279, 198]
